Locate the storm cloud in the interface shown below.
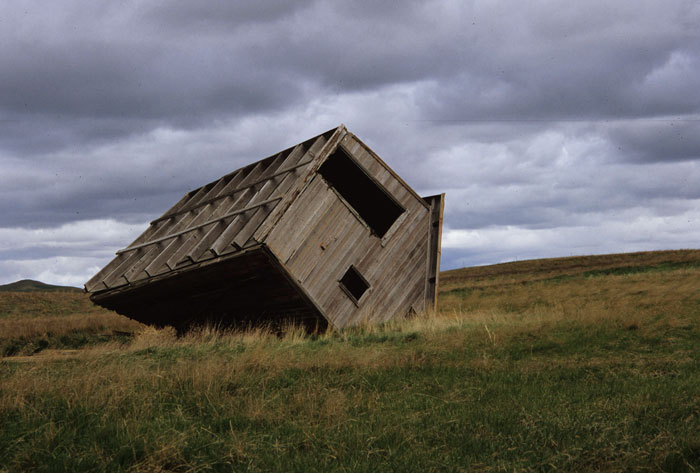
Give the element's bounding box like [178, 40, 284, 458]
[1, 0, 699, 285]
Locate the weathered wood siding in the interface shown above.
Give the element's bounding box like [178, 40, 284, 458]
[265, 133, 431, 329]
[423, 193, 445, 313]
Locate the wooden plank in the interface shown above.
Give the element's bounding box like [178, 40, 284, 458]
[341, 132, 429, 211]
[179, 220, 227, 264]
[208, 210, 252, 256]
[166, 227, 207, 269]
[371, 237, 429, 321]
[359, 205, 427, 281]
[114, 185, 210, 267]
[123, 244, 164, 283]
[149, 161, 266, 226]
[101, 249, 148, 289]
[254, 129, 342, 244]
[308, 217, 369, 311]
[423, 193, 445, 313]
[230, 161, 306, 249]
[148, 153, 304, 226]
[162, 165, 282, 267]
[289, 198, 346, 284]
[116, 197, 281, 254]
[143, 235, 184, 277]
[265, 176, 336, 263]
[275, 143, 308, 172]
[84, 254, 127, 292]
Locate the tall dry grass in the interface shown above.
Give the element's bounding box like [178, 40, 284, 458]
[2, 250, 700, 471]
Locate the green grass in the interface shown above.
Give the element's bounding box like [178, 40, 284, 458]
[1, 249, 700, 472]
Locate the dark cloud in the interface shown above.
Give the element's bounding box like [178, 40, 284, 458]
[1, 0, 699, 283]
[143, 1, 318, 31]
[607, 120, 700, 163]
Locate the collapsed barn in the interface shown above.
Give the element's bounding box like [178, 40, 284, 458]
[85, 125, 444, 330]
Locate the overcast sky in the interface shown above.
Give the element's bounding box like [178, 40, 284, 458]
[1, 1, 699, 287]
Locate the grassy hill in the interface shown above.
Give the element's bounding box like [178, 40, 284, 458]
[1, 249, 699, 472]
[0, 279, 81, 292]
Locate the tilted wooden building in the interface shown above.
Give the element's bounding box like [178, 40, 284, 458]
[85, 125, 444, 330]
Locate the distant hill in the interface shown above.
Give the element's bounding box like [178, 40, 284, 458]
[0, 279, 82, 293]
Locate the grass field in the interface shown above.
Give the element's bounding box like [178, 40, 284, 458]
[1, 249, 699, 472]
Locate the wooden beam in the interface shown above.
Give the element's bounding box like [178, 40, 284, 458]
[423, 193, 445, 313]
[149, 157, 314, 225]
[116, 197, 282, 254]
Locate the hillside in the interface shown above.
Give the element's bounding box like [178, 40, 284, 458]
[441, 248, 700, 287]
[0, 279, 81, 293]
[1, 249, 699, 472]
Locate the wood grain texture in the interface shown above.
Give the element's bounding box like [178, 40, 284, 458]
[86, 125, 443, 332]
[265, 133, 432, 329]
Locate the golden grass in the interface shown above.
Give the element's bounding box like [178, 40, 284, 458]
[440, 265, 700, 331]
[2, 250, 699, 472]
[0, 291, 97, 318]
[440, 248, 700, 288]
[0, 312, 144, 340]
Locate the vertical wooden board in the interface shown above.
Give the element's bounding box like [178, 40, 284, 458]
[197, 175, 231, 206]
[369, 237, 429, 322]
[254, 129, 342, 244]
[265, 176, 336, 263]
[226, 161, 267, 195]
[358, 207, 428, 281]
[307, 218, 370, 311]
[350, 241, 422, 324]
[153, 191, 195, 223]
[348, 211, 429, 324]
[423, 193, 445, 313]
[186, 220, 228, 263]
[207, 188, 258, 255]
[136, 197, 227, 271]
[372, 269, 427, 326]
[299, 208, 368, 296]
[314, 218, 371, 329]
[324, 288, 359, 329]
[288, 199, 350, 285]
[215, 167, 248, 197]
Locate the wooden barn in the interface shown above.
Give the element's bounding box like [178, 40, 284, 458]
[85, 125, 444, 330]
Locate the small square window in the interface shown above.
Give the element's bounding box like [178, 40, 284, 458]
[339, 266, 369, 303]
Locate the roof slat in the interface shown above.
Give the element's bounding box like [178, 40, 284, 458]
[147, 152, 313, 226]
[215, 139, 320, 255]
[87, 127, 339, 294]
[115, 196, 282, 255]
[102, 249, 147, 289]
[123, 244, 163, 283]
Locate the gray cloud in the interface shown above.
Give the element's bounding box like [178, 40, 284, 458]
[607, 120, 700, 163]
[1, 0, 699, 283]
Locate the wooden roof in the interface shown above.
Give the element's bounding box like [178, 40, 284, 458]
[85, 126, 341, 294]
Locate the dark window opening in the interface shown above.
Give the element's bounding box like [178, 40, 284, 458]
[318, 148, 404, 238]
[339, 265, 370, 303]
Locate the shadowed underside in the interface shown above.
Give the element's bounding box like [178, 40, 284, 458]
[90, 246, 327, 332]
